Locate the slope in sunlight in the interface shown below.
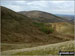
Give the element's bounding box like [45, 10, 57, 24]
[19, 10, 69, 23]
[1, 41, 74, 55]
[1, 6, 74, 44]
[1, 6, 51, 43]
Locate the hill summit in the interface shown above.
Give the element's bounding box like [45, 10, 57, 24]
[1, 6, 74, 45]
[19, 10, 69, 23]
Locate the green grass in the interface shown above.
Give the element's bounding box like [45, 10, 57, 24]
[33, 22, 54, 34]
[1, 43, 46, 51]
[14, 41, 74, 55]
[1, 43, 33, 51]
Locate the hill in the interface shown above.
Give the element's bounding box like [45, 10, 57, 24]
[1, 6, 50, 43]
[56, 14, 74, 24]
[1, 6, 74, 46]
[56, 14, 74, 20]
[19, 10, 69, 23]
[19, 10, 74, 36]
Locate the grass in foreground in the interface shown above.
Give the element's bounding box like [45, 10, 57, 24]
[14, 41, 74, 55]
[1, 43, 46, 51]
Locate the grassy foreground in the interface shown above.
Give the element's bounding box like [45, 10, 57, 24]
[14, 41, 74, 55]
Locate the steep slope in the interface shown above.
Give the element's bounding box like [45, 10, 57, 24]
[1, 6, 74, 45]
[19, 10, 69, 23]
[1, 6, 50, 43]
[19, 10, 74, 36]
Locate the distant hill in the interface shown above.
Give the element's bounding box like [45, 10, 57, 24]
[19, 10, 74, 35]
[1, 6, 74, 45]
[56, 14, 74, 20]
[56, 14, 74, 24]
[19, 11, 69, 23]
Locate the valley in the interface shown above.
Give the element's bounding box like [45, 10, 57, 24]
[1, 6, 74, 55]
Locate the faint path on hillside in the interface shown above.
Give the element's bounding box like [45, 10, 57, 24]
[1, 41, 74, 55]
[1, 55, 58, 56]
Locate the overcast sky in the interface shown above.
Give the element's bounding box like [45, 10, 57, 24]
[1, 0, 74, 15]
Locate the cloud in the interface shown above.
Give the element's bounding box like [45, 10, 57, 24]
[27, 1, 48, 7]
[1, 0, 74, 15]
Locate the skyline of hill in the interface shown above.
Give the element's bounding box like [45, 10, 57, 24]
[19, 10, 70, 23]
[1, 1, 74, 55]
[1, 6, 74, 53]
[1, 6, 74, 43]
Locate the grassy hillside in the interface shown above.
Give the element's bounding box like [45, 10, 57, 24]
[1, 6, 50, 43]
[1, 6, 74, 53]
[33, 22, 54, 34]
[19, 10, 69, 23]
[9, 41, 74, 55]
[2, 6, 74, 43]
[49, 22, 74, 34]
[19, 10, 74, 35]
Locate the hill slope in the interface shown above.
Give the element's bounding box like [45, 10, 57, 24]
[1, 41, 74, 55]
[15, 41, 74, 55]
[19, 10, 69, 23]
[1, 6, 74, 45]
[1, 6, 50, 43]
[19, 10, 74, 37]
[56, 14, 74, 24]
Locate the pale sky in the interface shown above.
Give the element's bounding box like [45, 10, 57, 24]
[1, 0, 74, 15]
